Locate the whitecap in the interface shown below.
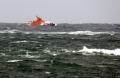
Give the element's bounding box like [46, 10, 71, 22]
[12, 40, 28, 43]
[11, 40, 39, 43]
[18, 52, 40, 58]
[0, 30, 21, 33]
[45, 72, 51, 74]
[35, 60, 47, 62]
[67, 31, 116, 35]
[79, 46, 120, 55]
[0, 53, 6, 56]
[7, 60, 22, 62]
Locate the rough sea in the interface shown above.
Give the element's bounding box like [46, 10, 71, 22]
[0, 23, 120, 78]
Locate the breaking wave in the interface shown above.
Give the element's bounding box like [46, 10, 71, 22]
[0, 29, 118, 35]
[43, 46, 120, 56]
[79, 46, 120, 55]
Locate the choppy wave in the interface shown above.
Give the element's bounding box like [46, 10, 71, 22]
[0, 29, 118, 35]
[2, 46, 120, 60]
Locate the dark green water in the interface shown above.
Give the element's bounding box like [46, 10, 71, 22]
[0, 23, 120, 78]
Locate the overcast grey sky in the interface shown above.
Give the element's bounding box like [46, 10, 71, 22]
[0, 0, 120, 23]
